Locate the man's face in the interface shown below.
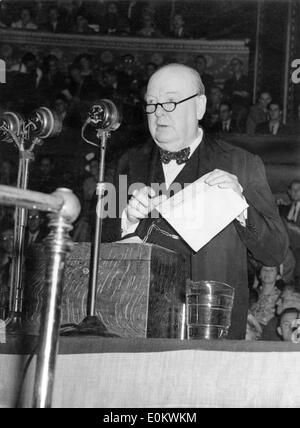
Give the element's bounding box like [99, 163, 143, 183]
[21, 9, 31, 23]
[146, 67, 206, 151]
[230, 59, 242, 74]
[260, 266, 278, 285]
[40, 158, 52, 175]
[55, 99, 67, 115]
[258, 92, 271, 109]
[269, 104, 281, 121]
[279, 311, 298, 341]
[0, 229, 14, 254]
[27, 210, 41, 233]
[195, 57, 206, 75]
[219, 105, 231, 122]
[210, 87, 222, 104]
[173, 15, 184, 29]
[290, 183, 300, 202]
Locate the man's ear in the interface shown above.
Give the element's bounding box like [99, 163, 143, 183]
[197, 95, 207, 120]
[277, 326, 282, 337]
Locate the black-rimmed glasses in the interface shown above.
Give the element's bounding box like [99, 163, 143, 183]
[144, 93, 198, 114]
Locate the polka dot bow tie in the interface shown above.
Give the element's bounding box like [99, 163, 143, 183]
[159, 147, 191, 165]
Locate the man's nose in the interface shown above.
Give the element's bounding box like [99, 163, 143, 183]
[155, 104, 165, 117]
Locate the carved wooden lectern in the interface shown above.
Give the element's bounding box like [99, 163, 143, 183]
[24, 242, 186, 338]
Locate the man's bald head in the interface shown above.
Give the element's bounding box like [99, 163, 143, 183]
[148, 63, 205, 96]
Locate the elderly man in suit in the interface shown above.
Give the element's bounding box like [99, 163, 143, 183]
[100, 63, 289, 339]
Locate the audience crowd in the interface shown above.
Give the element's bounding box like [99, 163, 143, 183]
[0, 1, 300, 342]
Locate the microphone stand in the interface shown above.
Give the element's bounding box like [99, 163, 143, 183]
[78, 130, 115, 335]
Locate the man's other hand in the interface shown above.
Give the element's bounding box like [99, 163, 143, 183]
[126, 186, 167, 225]
[205, 169, 244, 198]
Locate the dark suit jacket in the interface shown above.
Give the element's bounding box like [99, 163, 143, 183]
[255, 121, 290, 136]
[101, 134, 289, 339]
[210, 119, 238, 134]
[279, 203, 300, 251]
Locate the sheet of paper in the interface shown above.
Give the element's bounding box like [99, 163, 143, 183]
[115, 236, 143, 244]
[157, 175, 248, 252]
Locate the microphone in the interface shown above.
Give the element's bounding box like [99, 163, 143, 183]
[0, 112, 25, 141]
[87, 99, 121, 132]
[27, 107, 62, 139]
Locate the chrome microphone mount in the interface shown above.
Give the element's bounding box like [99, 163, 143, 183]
[0, 107, 62, 332]
[78, 99, 121, 336]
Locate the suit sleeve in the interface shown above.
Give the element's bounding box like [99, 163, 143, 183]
[234, 154, 289, 266]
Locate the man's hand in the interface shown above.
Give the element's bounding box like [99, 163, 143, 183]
[205, 169, 244, 198]
[125, 186, 167, 225]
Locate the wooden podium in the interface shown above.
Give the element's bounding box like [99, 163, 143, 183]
[24, 243, 186, 338]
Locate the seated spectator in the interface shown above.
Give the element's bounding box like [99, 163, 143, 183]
[60, 0, 79, 33]
[39, 54, 66, 104]
[72, 13, 95, 34]
[137, 13, 163, 38]
[0, 0, 13, 28]
[73, 153, 99, 242]
[223, 57, 251, 132]
[101, 1, 130, 36]
[277, 307, 300, 342]
[9, 52, 42, 113]
[53, 93, 78, 128]
[0, 223, 14, 319]
[255, 101, 290, 135]
[117, 54, 143, 97]
[42, 7, 65, 33]
[10, 52, 43, 89]
[102, 67, 120, 99]
[169, 13, 191, 39]
[30, 155, 58, 194]
[203, 85, 224, 129]
[249, 265, 285, 340]
[210, 102, 238, 134]
[194, 55, 214, 96]
[66, 63, 99, 102]
[246, 91, 272, 135]
[278, 180, 300, 258]
[288, 103, 300, 135]
[11, 7, 38, 30]
[25, 210, 47, 248]
[75, 54, 94, 77]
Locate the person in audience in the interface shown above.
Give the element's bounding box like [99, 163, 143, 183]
[223, 57, 251, 132]
[101, 1, 130, 36]
[255, 101, 290, 135]
[98, 62, 289, 339]
[11, 7, 38, 30]
[203, 86, 224, 130]
[60, 0, 79, 32]
[137, 13, 163, 38]
[0, 223, 13, 319]
[42, 6, 65, 33]
[25, 210, 47, 248]
[72, 13, 95, 34]
[169, 13, 191, 39]
[73, 153, 99, 242]
[248, 265, 286, 341]
[277, 307, 300, 342]
[53, 93, 77, 128]
[30, 155, 58, 194]
[288, 103, 300, 135]
[278, 181, 300, 264]
[194, 55, 214, 97]
[246, 91, 272, 135]
[76, 54, 94, 77]
[210, 102, 238, 134]
[39, 54, 66, 104]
